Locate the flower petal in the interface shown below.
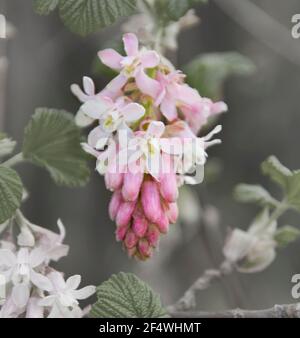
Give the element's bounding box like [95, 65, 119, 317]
[48, 244, 69, 262]
[223, 229, 255, 262]
[38, 295, 55, 307]
[123, 33, 139, 56]
[81, 142, 100, 158]
[66, 275, 81, 290]
[140, 50, 160, 68]
[71, 285, 96, 300]
[75, 110, 94, 127]
[82, 76, 95, 95]
[0, 249, 16, 267]
[122, 103, 145, 123]
[81, 98, 112, 120]
[97, 48, 123, 70]
[88, 126, 109, 149]
[12, 283, 30, 308]
[26, 297, 44, 318]
[30, 270, 52, 291]
[70, 84, 89, 102]
[29, 248, 46, 268]
[147, 121, 165, 138]
[48, 271, 66, 290]
[102, 74, 128, 98]
[160, 95, 177, 121]
[135, 68, 160, 98]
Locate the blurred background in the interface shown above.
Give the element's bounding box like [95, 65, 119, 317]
[1, 0, 300, 311]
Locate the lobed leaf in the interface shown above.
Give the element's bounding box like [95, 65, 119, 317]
[22, 108, 90, 187]
[90, 272, 167, 318]
[33, 0, 59, 15]
[58, 0, 137, 36]
[0, 165, 23, 223]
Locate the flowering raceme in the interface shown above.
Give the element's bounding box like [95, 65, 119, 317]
[72, 33, 227, 260]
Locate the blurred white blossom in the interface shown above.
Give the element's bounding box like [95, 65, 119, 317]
[223, 209, 277, 273]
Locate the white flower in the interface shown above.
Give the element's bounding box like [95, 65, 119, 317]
[223, 208, 277, 273]
[117, 121, 179, 179]
[0, 296, 23, 318]
[27, 219, 69, 262]
[39, 271, 95, 318]
[84, 96, 145, 142]
[15, 213, 69, 263]
[0, 247, 52, 308]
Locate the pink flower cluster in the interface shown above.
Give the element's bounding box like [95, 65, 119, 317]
[72, 33, 227, 260]
[108, 173, 178, 260]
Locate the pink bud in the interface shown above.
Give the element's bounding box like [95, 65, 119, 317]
[166, 202, 178, 224]
[124, 230, 138, 249]
[146, 225, 160, 247]
[141, 180, 162, 223]
[116, 200, 136, 227]
[159, 173, 178, 203]
[127, 246, 137, 258]
[138, 239, 152, 258]
[105, 172, 123, 191]
[132, 216, 148, 238]
[116, 225, 128, 241]
[122, 172, 144, 202]
[156, 213, 169, 234]
[109, 191, 122, 221]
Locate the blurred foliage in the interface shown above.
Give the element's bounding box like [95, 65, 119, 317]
[275, 226, 300, 248]
[234, 184, 279, 207]
[184, 52, 255, 100]
[154, 0, 207, 23]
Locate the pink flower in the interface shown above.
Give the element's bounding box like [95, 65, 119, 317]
[154, 70, 227, 134]
[98, 33, 160, 97]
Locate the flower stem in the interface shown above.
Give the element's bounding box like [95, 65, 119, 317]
[2, 152, 24, 167]
[266, 199, 289, 227]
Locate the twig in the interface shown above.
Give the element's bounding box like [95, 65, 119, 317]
[170, 303, 300, 318]
[167, 260, 234, 312]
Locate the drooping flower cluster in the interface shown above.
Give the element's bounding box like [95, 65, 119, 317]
[0, 215, 95, 318]
[72, 33, 227, 260]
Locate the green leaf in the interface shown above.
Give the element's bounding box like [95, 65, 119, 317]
[261, 156, 292, 190]
[274, 225, 300, 248]
[184, 52, 255, 99]
[286, 171, 300, 211]
[0, 136, 16, 158]
[33, 0, 59, 15]
[90, 272, 167, 318]
[155, 0, 207, 23]
[59, 0, 137, 36]
[0, 165, 23, 223]
[22, 108, 90, 187]
[234, 184, 278, 207]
